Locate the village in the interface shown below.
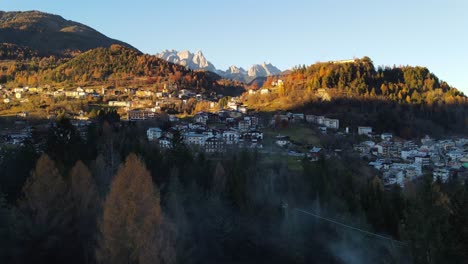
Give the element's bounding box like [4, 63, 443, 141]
[1, 83, 468, 190]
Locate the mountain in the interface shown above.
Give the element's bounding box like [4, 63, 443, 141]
[156, 49, 282, 83]
[0, 10, 136, 57]
[157, 50, 217, 72]
[247, 63, 281, 78]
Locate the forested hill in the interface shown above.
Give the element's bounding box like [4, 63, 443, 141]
[0, 10, 136, 57]
[49, 45, 235, 92]
[246, 57, 467, 137]
[0, 45, 245, 95]
[267, 57, 465, 103]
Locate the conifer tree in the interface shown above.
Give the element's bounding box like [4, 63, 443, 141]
[69, 160, 99, 263]
[18, 154, 72, 263]
[97, 153, 172, 264]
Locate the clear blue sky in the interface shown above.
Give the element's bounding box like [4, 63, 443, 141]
[1, 0, 467, 93]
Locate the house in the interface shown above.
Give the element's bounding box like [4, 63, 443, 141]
[128, 109, 157, 121]
[169, 115, 179, 122]
[381, 133, 393, 141]
[260, 88, 271, 95]
[248, 89, 257, 95]
[65, 91, 78, 98]
[16, 111, 29, 118]
[290, 113, 305, 122]
[136, 90, 154, 98]
[205, 137, 226, 153]
[383, 170, 406, 188]
[306, 115, 317, 123]
[194, 113, 209, 125]
[316, 116, 325, 125]
[358, 126, 373, 136]
[276, 135, 291, 147]
[158, 136, 172, 149]
[227, 101, 240, 111]
[147, 128, 163, 141]
[324, 118, 339, 129]
[238, 120, 251, 131]
[14, 87, 24, 93]
[309, 147, 323, 161]
[433, 168, 450, 183]
[222, 130, 240, 145]
[243, 130, 264, 141]
[109, 101, 131, 108]
[414, 155, 431, 167]
[28, 87, 38, 93]
[183, 132, 206, 146]
[239, 106, 248, 114]
[179, 89, 195, 98]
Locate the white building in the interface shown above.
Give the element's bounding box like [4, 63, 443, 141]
[358, 127, 373, 136]
[147, 128, 163, 141]
[381, 133, 393, 141]
[276, 136, 290, 147]
[108, 101, 131, 108]
[260, 88, 271, 95]
[324, 118, 340, 129]
[222, 130, 240, 145]
[433, 168, 450, 183]
[183, 132, 206, 146]
[238, 120, 251, 131]
[158, 136, 172, 149]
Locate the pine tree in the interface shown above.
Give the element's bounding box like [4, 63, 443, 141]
[97, 153, 173, 264]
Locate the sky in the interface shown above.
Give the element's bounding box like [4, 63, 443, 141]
[1, 0, 467, 93]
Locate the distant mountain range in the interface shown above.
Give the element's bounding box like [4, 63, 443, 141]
[0, 10, 136, 57]
[157, 49, 282, 83]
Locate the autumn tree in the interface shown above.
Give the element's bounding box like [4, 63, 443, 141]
[18, 154, 72, 263]
[69, 161, 100, 264]
[97, 153, 173, 264]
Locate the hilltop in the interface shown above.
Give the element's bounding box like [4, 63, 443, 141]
[0, 10, 136, 57]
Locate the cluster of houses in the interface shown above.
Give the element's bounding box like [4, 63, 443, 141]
[1, 83, 227, 119]
[355, 132, 468, 188]
[146, 110, 264, 153]
[0, 86, 104, 104]
[271, 112, 340, 132]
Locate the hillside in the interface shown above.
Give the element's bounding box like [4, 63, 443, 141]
[249, 57, 466, 106]
[0, 10, 135, 57]
[0, 44, 245, 95]
[0, 43, 38, 60]
[244, 57, 467, 136]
